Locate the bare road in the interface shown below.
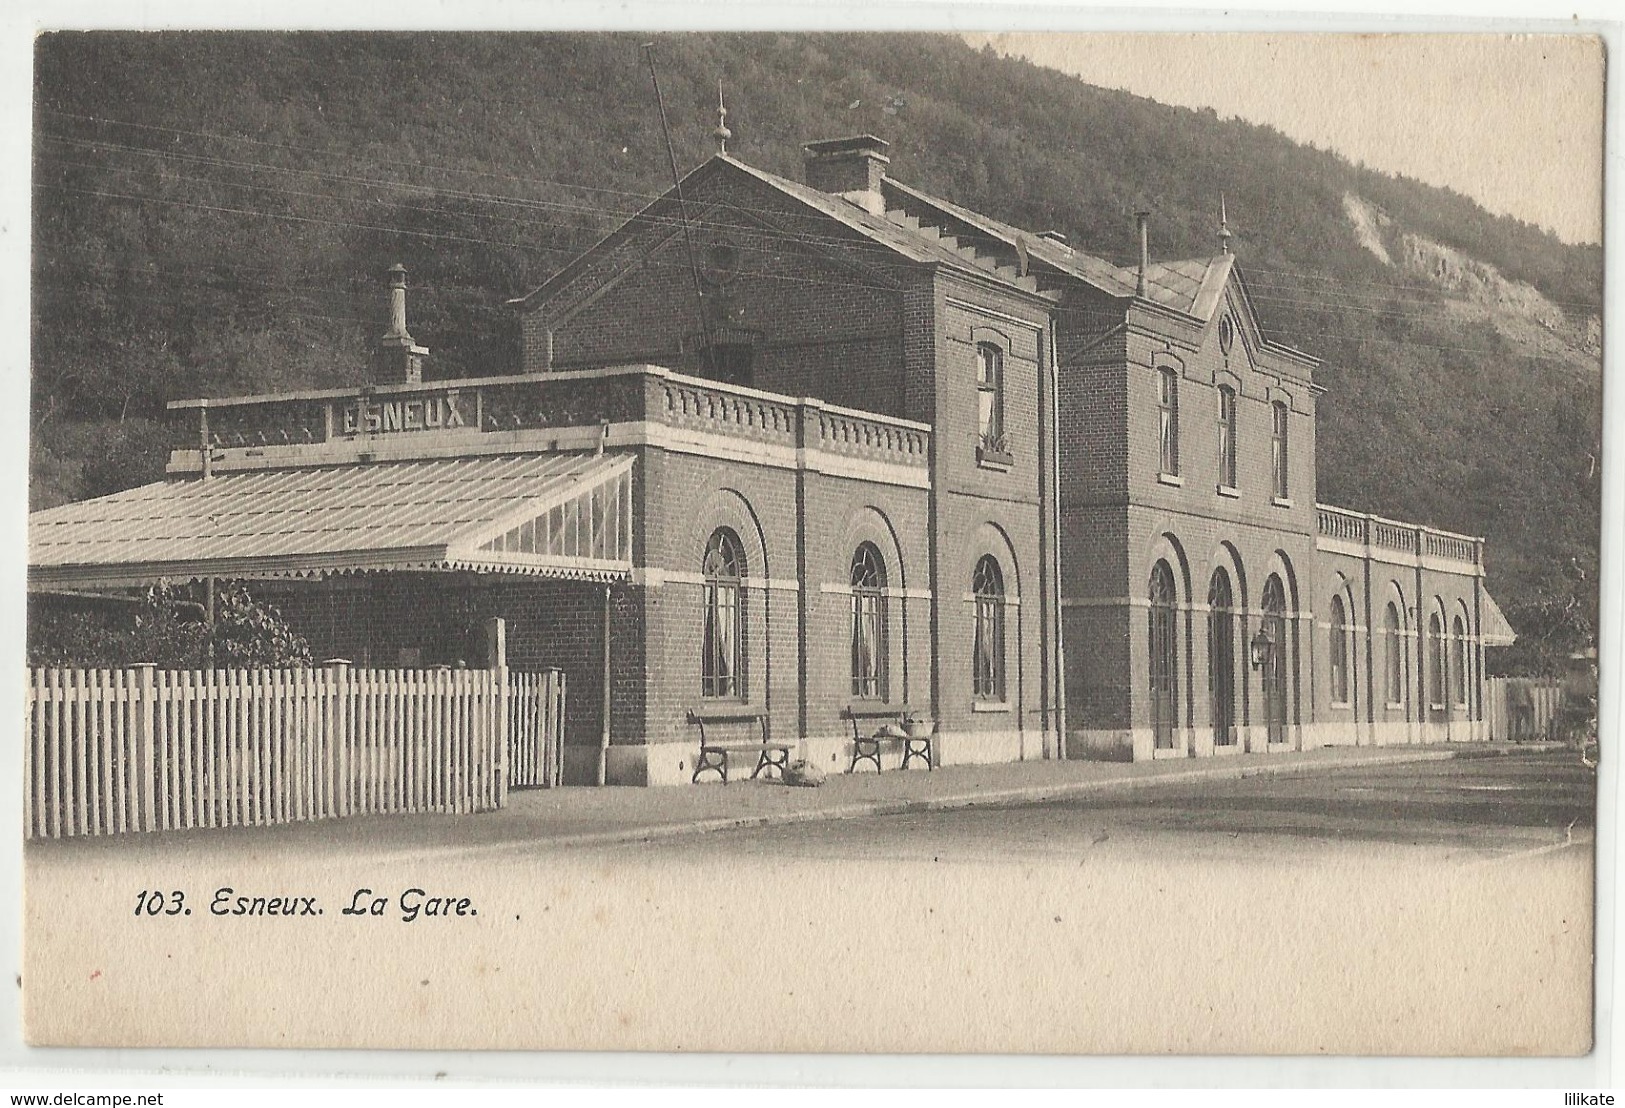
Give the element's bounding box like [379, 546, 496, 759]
[560, 750, 1595, 868]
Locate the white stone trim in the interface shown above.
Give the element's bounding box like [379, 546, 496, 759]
[1062, 595, 1310, 619]
[961, 592, 1021, 606]
[818, 583, 933, 600]
[178, 417, 934, 492]
[944, 296, 1049, 330]
[633, 567, 800, 592]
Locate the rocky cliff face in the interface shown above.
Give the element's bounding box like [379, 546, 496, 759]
[1342, 192, 1600, 366]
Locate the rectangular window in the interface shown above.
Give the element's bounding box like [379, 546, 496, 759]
[1158, 368, 1180, 476]
[977, 344, 1003, 448]
[1271, 400, 1289, 499]
[1218, 387, 1237, 489]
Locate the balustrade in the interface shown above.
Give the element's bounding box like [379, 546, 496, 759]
[1317, 504, 1477, 565]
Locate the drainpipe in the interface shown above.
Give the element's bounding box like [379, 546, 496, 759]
[1046, 320, 1067, 759]
[1046, 315, 1072, 753]
[596, 583, 612, 785]
[199, 401, 216, 663]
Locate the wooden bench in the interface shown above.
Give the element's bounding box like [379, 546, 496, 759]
[841, 705, 932, 773]
[688, 708, 792, 784]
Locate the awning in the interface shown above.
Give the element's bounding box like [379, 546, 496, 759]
[29, 453, 634, 589]
[1481, 590, 1517, 647]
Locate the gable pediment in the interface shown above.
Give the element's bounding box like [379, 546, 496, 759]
[520, 165, 908, 333]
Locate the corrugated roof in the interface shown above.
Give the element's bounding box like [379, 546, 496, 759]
[29, 453, 633, 588]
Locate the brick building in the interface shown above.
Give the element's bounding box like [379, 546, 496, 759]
[28, 134, 1514, 783]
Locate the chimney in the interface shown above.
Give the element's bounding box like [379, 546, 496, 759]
[374, 263, 428, 385]
[803, 135, 890, 216]
[1134, 211, 1150, 298]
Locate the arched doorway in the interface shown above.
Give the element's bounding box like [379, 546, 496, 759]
[1149, 560, 1179, 752]
[1208, 568, 1237, 747]
[1262, 574, 1288, 747]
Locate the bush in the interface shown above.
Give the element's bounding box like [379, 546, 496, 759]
[27, 580, 312, 669]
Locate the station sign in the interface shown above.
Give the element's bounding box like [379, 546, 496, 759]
[336, 389, 472, 438]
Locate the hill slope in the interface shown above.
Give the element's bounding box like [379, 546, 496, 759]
[29, 31, 1602, 671]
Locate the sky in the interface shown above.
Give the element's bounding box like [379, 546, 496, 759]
[962, 32, 1604, 246]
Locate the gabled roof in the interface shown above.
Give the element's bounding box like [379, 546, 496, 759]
[29, 453, 634, 588]
[719, 156, 1021, 282]
[509, 148, 1304, 355]
[512, 154, 1049, 310]
[1140, 255, 1233, 319]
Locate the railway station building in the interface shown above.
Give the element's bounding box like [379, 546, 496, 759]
[27, 134, 1515, 784]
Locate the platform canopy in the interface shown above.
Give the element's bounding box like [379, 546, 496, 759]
[1480, 590, 1517, 648]
[29, 453, 634, 589]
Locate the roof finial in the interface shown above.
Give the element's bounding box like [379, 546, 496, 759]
[1218, 193, 1233, 255]
[713, 79, 732, 156]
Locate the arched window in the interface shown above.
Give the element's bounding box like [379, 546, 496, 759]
[701, 528, 745, 699]
[1262, 574, 1288, 745]
[976, 344, 1004, 451]
[1384, 602, 1404, 707]
[1427, 611, 1446, 710]
[1208, 568, 1236, 746]
[1158, 367, 1180, 476]
[850, 543, 888, 700]
[1452, 614, 1468, 707]
[1217, 385, 1238, 489]
[1330, 594, 1350, 705]
[1149, 560, 1179, 750]
[972, 555, 1006, 701]
[1271, 400, 1290, 500]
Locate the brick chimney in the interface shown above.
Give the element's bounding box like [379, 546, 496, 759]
[803, 135, 890, 216]
[374, 263, 428, 384]
[1134, 212, 1151, 298]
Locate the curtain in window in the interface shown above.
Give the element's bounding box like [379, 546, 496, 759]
[1208, 568, 1236, 745]
[1158, 368, 1180, 476]
[1262, 574, 1288, 744]
[1330, 595, 1350, 704]
[977, 344, 1003, 447]
[1149, 559, 1179, 749]
[1384, 602, 1404, 706]
[850, 542, 887, 700]
[1452, 614, 1468, 707]
[1427, 612, 1446, 710]
[1218, 386, 1237, 488]
[972, 555, 1005, 700]
[1271, 401, 1289, 499]
[702, 528, 745, 698]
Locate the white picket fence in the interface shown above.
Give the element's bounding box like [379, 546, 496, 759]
[23, 663, 564, 840]
[508, 668, 566, 789]
[1484, 676, 1565, 742]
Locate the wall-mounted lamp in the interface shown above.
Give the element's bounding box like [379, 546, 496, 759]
[1250, 626, 1274, 671]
